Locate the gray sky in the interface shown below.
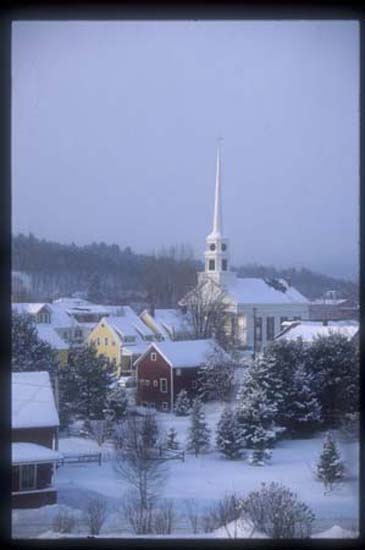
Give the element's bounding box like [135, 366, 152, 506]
[12, 20, 359, 280]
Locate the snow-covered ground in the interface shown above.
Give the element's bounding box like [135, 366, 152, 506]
[12, 403, 359, 538]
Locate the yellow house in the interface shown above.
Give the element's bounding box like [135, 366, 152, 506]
[87, 309, 156, 376]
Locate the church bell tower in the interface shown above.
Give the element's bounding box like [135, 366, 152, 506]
[200, 143, 235, 288]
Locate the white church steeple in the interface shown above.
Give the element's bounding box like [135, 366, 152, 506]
[201, 142, 234, 287]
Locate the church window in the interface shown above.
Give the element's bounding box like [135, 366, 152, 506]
[209, 259, 215, 271]
[209, 243, 216, 251]
[222, 259, 227, 271]
[221, 243, 227, 251]
[266, 317, 275, 340]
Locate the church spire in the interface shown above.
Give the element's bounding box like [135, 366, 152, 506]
[212, 144, 223, 237]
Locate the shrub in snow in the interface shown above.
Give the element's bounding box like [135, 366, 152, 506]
[152, 500, 176, 534]
[52, 508, 77, 534]
[216, 406, 244, 459]
[240, 482, 315, 538]
[184, 498, 201, 534]
[202, 493, 242, 534]
[316, 432, 345, 492]
[166, 427, 179, 450]
[122, 493, 154, 535]
[83, 496, 108, 535]
[198, 345, 235, 402]
[187, 397, 210, 456]
[174, 390, 191, 416]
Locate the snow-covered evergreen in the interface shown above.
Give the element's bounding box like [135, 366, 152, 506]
[104, 382, 129, 422]
[286, 363, 322, 436]
[316, 432, 345, 491]
[198, 345, 235, 402]
[187, 397, 211, 456]
[58, 343, 115, 423]
[236, 384, 277, 463]
[216, 406, 244, 459]
[174, 389, 191, 416]
[12, 311, 59, 377]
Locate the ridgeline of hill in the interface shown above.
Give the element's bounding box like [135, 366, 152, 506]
[12, 233, 358, 307]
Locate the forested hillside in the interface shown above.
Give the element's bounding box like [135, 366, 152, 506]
[12, 233, 358, 306]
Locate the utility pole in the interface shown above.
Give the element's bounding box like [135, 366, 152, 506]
[253, 307, 257, 361]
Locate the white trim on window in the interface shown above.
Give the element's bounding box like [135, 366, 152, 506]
[160, 378, 168, 393]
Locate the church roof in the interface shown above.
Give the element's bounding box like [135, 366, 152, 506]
[224, 277, 309, 305]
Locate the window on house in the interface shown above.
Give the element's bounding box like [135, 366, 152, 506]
[160, 378, 168, 393]
[153, 379, 158, 387]
[97, 337, 100, 346]
[176, 369, 182, 376]
[105, 337, 108, 346]
[255, 317, 262, 341]
[151, 352, 157, 361]
[209, 259, 215, 271]
[265, 323, 272, 341]
[162, 402, 169, 411]
[75, 329, 82, 338]
[222, 259, 228, 271]
[20, 464, 36, 490]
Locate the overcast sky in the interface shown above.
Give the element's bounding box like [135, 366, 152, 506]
[12, 20, 359, 280]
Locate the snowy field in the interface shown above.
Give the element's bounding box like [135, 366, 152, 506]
[12, 402, 359, 538]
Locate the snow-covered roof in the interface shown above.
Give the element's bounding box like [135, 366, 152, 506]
[310, 298, 348, 305]
[12, 443, 62, 464]
[122, 343, 149, 356]
[149, 309, 193, 338]
[12, 371, 59, 429]
[276, 320, 359, 343]
[137, 339, 217, 368]
[225, 277, 309, 305]
[36, 325, 68, 350]
[12, 303, 48, 315]
[48, 303, 79, 328]
[106, 311, 155, 340]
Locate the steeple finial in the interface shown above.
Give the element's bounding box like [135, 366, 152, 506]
[212, 138, 223, 237]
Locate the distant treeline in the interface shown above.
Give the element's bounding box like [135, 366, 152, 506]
[12, 233, 358, 306]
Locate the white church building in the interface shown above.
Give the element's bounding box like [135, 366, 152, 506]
[182, 146, 309, 352]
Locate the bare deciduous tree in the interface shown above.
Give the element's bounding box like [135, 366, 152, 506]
[152, 500, 176, 535]
[180, 280, 233, 349]
[114, 413, 169, 534]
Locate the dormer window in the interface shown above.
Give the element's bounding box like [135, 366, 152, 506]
[209, 243, 216, 251]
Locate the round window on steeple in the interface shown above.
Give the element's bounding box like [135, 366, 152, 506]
[210, 243, 216, 251]
[221, 243, 227, 251]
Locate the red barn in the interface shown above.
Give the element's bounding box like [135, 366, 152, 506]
[12, 371, 62, 508]
[134, 339, 217, 412]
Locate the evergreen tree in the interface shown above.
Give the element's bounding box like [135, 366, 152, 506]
[187, 398, 211, 456]
[216, 406, 244, 459]
[236, 384, 277, 464]
[58, 343, 115, 422]
[286, 363, 322, 436]
[105, 381, 129, 421]
[12, 311, 59, 378]
[198, 345, 235, 402]
[166, 427, 179, 450]
[316, 432, 345, 491]
[308, 333, 359, 428]
[174, 389, 191, 416]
